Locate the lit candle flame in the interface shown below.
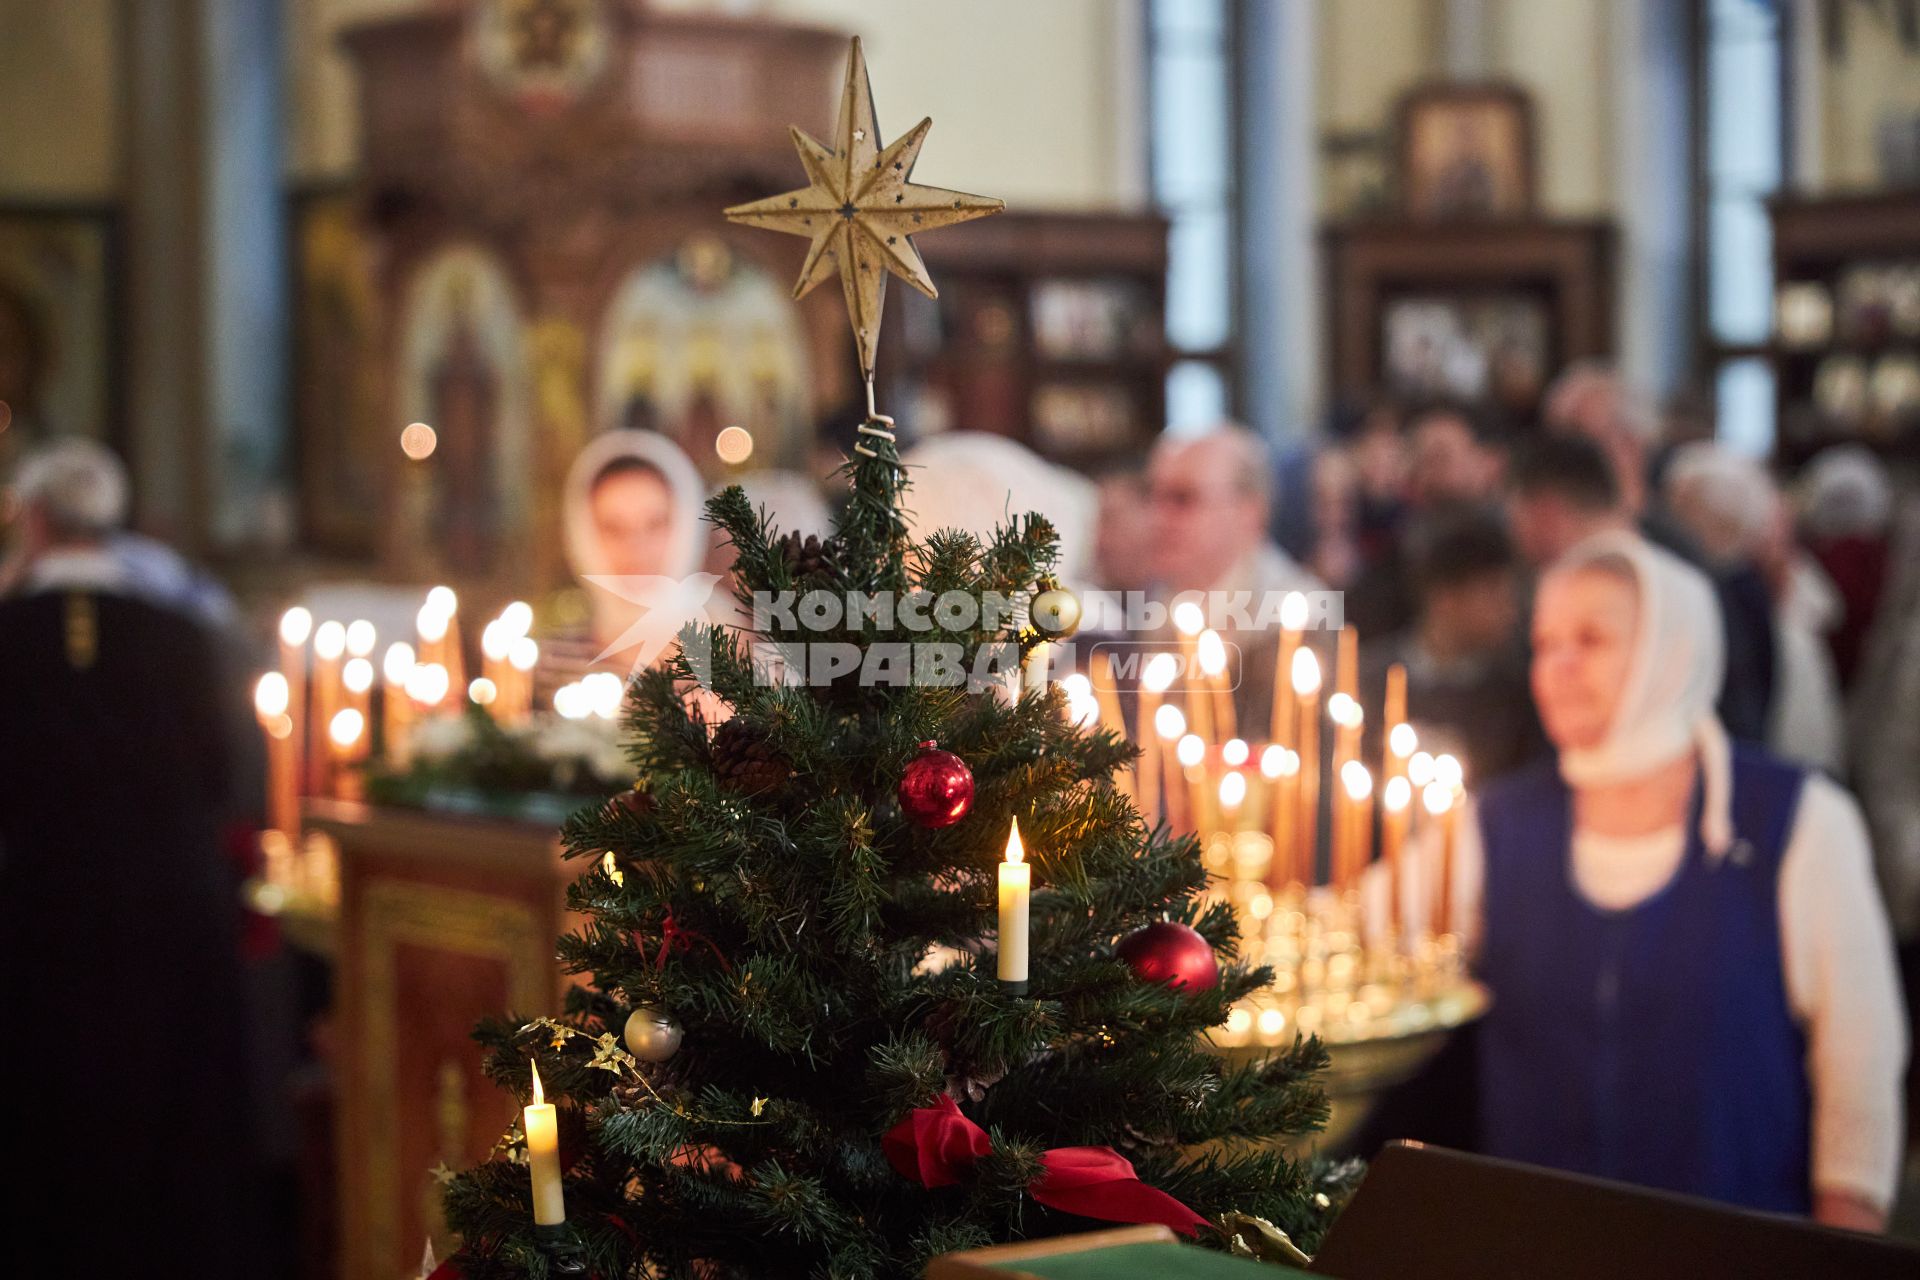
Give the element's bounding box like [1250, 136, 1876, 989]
[1434, 752, 1465, 791]
[383, 642, 416, 685]
[1172, 599, 1205, 637]
[1141, 651, 1179, 694]
[1219, 771, 1247, 808]
[1196, 628, 1227, 676]
[1408, 750, 1436, 787]
[1389, 722, 1418, 758]
[1258, 744, 1298, 778]
[278, 607, 313, 647]
[1004, 817, 1025, 867]
[1423, 781, 1453, 816]
[328, 708, 365, 748]
[1327, 692, 1364, 729]
[1280, 591, 1309, 631]
[1221, 737, 1249, 766]
[499, 600, 534, 640]
[313, 620, 346, 661]
[530, 1057, 545, 1106]
[508, 636, 540, 672]
[425, 586, 457, 617]
[345, 619, 377, 658]
[1341, 759, 1373, 801]
[469, 677, 499, 706]
[406, 662, 450, 706]
[343, 657, 374, 694]
[1290, 646, 1321, 697]
[417, 604, 450, 644]
[254, 672, 290, 718]
[1383, 774, 1412, 812]
[1176, 733, 1205, 768]
[1153, 703, 1186, 741]
[480, 620, 510, 662]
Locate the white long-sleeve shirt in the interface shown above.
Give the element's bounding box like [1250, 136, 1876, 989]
[1393, 773, 1907, 1211]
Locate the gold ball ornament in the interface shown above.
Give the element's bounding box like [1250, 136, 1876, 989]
[1031, 582, 1082, 638]
[623, 1006, 684, 1062]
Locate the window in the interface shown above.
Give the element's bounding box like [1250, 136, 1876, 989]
[1698, 0, 1787, 455]
[1147, 0, 1238, 434]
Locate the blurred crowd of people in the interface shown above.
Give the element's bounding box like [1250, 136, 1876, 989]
[4, 352, 1918, 1239]
[1085, 362, 1920, 951]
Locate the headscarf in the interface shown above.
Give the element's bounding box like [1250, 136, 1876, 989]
[901, 432, 1098, 587]
[1549, 528, 1735, 856]
[563, 430, 708, 651]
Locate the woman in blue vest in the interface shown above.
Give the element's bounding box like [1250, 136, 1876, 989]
[1467, 529, 1905, 1230]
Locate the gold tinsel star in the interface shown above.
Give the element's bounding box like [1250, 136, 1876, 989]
[725, 36, 1003, 380]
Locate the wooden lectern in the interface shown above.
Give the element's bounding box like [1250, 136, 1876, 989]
[311, 800, 585, 1280]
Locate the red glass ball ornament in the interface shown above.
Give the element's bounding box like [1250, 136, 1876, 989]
[1116, 920, 1219, 993]
[897, 740, 974, 828]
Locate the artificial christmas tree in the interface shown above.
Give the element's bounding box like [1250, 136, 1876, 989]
[430, 37, 1345, 1280]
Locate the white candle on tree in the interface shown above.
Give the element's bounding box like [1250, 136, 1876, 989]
[524, 1058, 566, 1226]
[997, 818, 1031, 994]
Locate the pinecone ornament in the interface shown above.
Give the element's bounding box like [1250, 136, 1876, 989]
[778, 530, 835, 582]
[711, 717, 792, 796]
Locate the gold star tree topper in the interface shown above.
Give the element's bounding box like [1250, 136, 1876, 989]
[725, 37, 1004, 381]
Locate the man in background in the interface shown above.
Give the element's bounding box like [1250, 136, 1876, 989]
[0, 439, 252, 1276]
[1367, 510, 1546, 786]
[1146, 425, 1322, 729]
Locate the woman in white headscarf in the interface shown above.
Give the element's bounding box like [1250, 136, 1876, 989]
[553, 430, 710, 672]
[1437, 530, 1905, 1230]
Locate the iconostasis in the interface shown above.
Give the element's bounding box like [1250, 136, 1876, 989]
[292, 0, 852, 595]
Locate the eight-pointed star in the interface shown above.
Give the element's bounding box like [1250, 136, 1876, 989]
[724, 37, 1003, 379]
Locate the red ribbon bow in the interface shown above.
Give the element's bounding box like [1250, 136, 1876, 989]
[882, 1095, 1208, 1237]
[636, 912, 732, 972]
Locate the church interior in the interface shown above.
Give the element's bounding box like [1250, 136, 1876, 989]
[4, 2, 1920, 1277]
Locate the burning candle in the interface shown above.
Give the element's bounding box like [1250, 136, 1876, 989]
[1260, 744, 1299, 891]
[1383, 662, 1409, 776]
[1197, 627, 1235, 742]
[1218, 769, 1247, 823]
[277, 607, 312, 803]
[1291, 647, 1321, 886]
[507, 635, 540, 724]
[342, 656, 375, 767]
[1423, 780, 1457, 940]
[1171, 600, 1212, 743]
[254, 672, 297, 837]
[310, 621, 346, 794]
[1382, 774, 1412, 933]
[1177, 732, 1208, 838]
[1270, 591, 1307, 751]
[480, 619, 510, 704]
[327, 707, 366, 800]
[1139, 653, 1179, 826]
[524, 1059, 566, 1226]
[1339, 760, 1372, 893]
[383, 642, 417, 763]
[419, 587, 465, 691]
[998, 818, 1031, 993]
[405, 661, 451, 711]
[1154, 703, 1189, 831]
